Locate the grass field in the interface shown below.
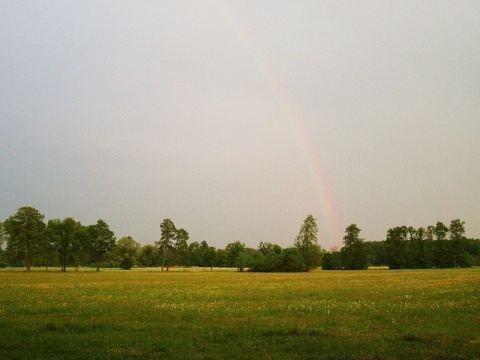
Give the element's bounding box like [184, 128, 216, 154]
[0, 267, 479, 359]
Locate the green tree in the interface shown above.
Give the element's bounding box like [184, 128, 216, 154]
[423, 225, 436, 268]
[386, 226, 408, 269]
[278, 247, 307, 272]
[294, 215, 322, 270]
[138, 244, 159, 267]
[88, 219, 116, 272]
[42, 226, 58, 270]
[0, 222, 5, 252]
[4, 206, 46, 271]
[434, 221, 453, 268]
[172, 228, 189, 268]
[449, 219, 468, 267]
[204, 246, 217, 271]
[235, 252, 247, 272]
[188, 241, 203, 266]
[464, 238, 480, 266]
[156, 218, 177, 271]
[116, 236, 141, 270]
[47, 217, 82, 272]
[364, 241, 387, 266]
[225, 241, 246, 271]
[215, 248, 228, 267]
[72, 225, 89, 272]
[322, 250, 343, 270]
[342, 224, 368, 270]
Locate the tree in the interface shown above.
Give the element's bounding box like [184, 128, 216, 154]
[0, 222, 5, 252]
[364, 241, 387, 266]
[277, 247, 307, 272]
[342, 224, 368, 270]
[434, 222, 449, 241]
[322, 250, 343, 270]
[42, 225, 58, 270]
[464, 238, 480, 266]
[386, 226, 408, 269]
[249, 246, 308, 272]
[88, 219, 116, 272]
[225, 241, 246, 271]
[215, 248, 228, 267]
[294, 215, 322, 270]
[235, 252, 247, 272]
[47, 217, 82, 272]
[138, 244, 159, 267]
[3, 206, 46, 271]
[434, 221, 453, 268]
[116, 236, 141, 270]
[156, 219, 177, 271]
[449, 219, 468, 267]
[71, 225, 89, 272]
[0, 222, 6, 264]
[423, 225, 436, 268]
[172, 228, 189, 268]
[204, 246, 217, 271]
[188, 241, 203, 266]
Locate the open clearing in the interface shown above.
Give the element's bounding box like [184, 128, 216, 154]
[0, 268, 479, 359]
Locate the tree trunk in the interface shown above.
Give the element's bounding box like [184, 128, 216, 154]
[97, 255, 101, 272]
[161, 247, 168, 272]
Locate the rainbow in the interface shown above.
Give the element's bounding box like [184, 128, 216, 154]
[218, 2, 344, 247]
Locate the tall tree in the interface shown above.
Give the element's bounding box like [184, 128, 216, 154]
[423, 225, 436, 268]
[172, 228, 189, 268]
[449, 219, 468, 267]
[88, 219, 116, 272]
[294, 215, 322, 271]
[434, 221, 452, 268]
[342, 224, 368, 270]
[116, 236, 141, 270]
[156, 218, 177, 271]
[386, 226, 408, 269]
[42, 226, 58, 270]
[47, 217, 82, 272]
[188, 241, 203, 266]
[204, 245, 217, 271]
[4, 206, 46, 271]
[72, 225, 89, 272]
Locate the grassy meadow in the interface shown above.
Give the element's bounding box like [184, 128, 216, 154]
[0, 267, 479, 359]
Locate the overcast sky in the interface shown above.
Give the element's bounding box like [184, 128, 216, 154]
[1, 1, 479, 249]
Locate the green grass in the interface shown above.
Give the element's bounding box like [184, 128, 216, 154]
[0, 267, 479, 359]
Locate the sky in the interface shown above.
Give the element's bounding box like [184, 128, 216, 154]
[1, 1, 479, 250]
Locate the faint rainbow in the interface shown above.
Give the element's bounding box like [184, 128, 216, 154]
[217, 2, 343, 245]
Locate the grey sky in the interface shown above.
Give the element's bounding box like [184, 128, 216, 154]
[1, 1, 479, 249]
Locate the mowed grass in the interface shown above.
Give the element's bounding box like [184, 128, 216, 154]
[0, 268, 479, 359]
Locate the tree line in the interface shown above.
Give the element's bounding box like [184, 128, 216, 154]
[1, 206, 479, 271]
[323, 220, 480, 269]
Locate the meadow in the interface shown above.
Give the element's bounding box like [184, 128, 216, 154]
[0, 268, 479, 359]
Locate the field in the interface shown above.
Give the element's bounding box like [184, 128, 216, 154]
[0, 268, 479, 359]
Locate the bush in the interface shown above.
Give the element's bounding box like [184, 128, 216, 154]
[120, 258, 133, 270]
[90, 261, 120, 269]
[249, 248, 307, 272]
[0, 262, 7, 268]
[322, 251, 344, 270]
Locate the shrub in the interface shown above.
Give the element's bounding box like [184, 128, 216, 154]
[120, 258, 133, 270]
